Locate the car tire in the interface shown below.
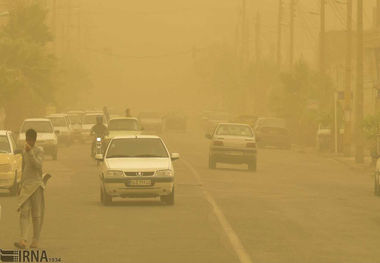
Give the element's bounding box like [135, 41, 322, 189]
[9, 172, 19, 196]
[101, 187, 112, 205]
[374, 172, 380, 196]
[248, 159, 257, 172]
[209, 156, 216, 169]
[161, 188, 175, 205]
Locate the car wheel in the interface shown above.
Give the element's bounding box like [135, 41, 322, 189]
[209, 156, 216, 169]
[101, 187, 112, 205]
[161, 188, 175, 205]
[374, 172, 380, 196]
[9, 172, 19, 196]
[248, 159, 257, 172]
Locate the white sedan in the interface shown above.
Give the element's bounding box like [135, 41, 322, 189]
[96, 135, 179, 205]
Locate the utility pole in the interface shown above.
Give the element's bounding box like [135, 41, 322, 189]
[241, 0, 249, 68]
[355, 0, 364, 163]
[277, 0, 284, 67]
[52, 0, 57, 55]
[343, 0, 352, 156]
[320, 0, 326, 73]
[289, 0, 295, 67]
[253, 12, 261, 114]
[255, 12, 261, 64]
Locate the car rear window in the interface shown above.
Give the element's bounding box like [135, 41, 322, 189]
[215, 125, 253, 137]
[21, 121, 53, 133]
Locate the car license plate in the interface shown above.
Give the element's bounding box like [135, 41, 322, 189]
[127, 180, 152, 186]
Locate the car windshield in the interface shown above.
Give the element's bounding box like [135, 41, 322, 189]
[69, 115, 82, 124]
[139, 112, 160, 119]
[107, 138, 168, 158]
[216, 125, 253, 137]
[109, 119, 140, 131]
[84, 115, 102, 124]
[0, 136, 10, 153]
[21, 121, 53, 133]
[49, 117, 67, 127]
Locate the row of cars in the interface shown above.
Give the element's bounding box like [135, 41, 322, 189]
[202, 112, 291, 171]
[202, 112, 291, 147]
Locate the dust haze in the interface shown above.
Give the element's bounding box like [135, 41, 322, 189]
[1, 0, 380, 263]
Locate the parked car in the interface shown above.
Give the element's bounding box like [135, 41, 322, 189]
[207, 123, 257, 171]
[254, 117, 291, 149]
[138, 112, 163, 133]
[81, 112, 106, 141]
[96, 135, 179, 205]
[67, 110, 84, 142]
[47, 113, 72, 145]
[0, 130, 22, 195]
[18, 118, 58, 160]
[107, 117, 143, 139]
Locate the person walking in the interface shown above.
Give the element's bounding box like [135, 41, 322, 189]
[14, 129, 50, 249]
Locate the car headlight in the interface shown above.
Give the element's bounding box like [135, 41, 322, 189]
[155, 169, 173, 177]
[106, 170, 124, 177]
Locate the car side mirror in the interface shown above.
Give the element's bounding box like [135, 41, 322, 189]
[205, 134, 212, 140]
[54, 130, 60, 135]
[14, 149, 22, 155]
[95, 154, 104, 161]
[171, 153, 180, 161]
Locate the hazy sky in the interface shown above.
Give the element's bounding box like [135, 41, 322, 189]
[61, 0, 378, 112]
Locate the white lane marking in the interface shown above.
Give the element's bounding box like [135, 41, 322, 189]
[181, 159, 253, 263]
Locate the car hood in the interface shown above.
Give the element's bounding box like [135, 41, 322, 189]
[105, 158, 171, 171]
[108, 130, 142, 138]
[18, 133, 56, 141]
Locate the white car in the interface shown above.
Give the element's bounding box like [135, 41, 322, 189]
[107, 117, 143, 139]
[97, 135, 179, 205]
[81, 112, 106, 140]
[18, 118, 58, 160]
[67, 110, 84, 142]
[207, 123, 257, 171]
[47, 113, 72, 145]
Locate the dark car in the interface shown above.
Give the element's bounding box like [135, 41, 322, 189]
[254, 118, 291, 149]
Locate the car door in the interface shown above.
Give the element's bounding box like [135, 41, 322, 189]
[9, 133, 22, 182]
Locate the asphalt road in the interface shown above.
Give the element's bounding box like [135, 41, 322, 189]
[1, 125, 380, 263]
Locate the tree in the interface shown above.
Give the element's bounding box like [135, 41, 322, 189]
[270, 60, 333, 145]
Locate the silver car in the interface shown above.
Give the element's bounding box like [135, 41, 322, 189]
[207, 123, 257, 171]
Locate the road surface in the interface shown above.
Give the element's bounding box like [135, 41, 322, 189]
[1, 125, 380, 263]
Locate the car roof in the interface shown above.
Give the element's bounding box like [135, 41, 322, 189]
[109, 117, 139, 121]
[217, 122, 252, 127]
[84, 112, 103, 116]
[47, 113, 68, 117]
[23, 118, 52, 122]
[112, 135, 161, 140]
